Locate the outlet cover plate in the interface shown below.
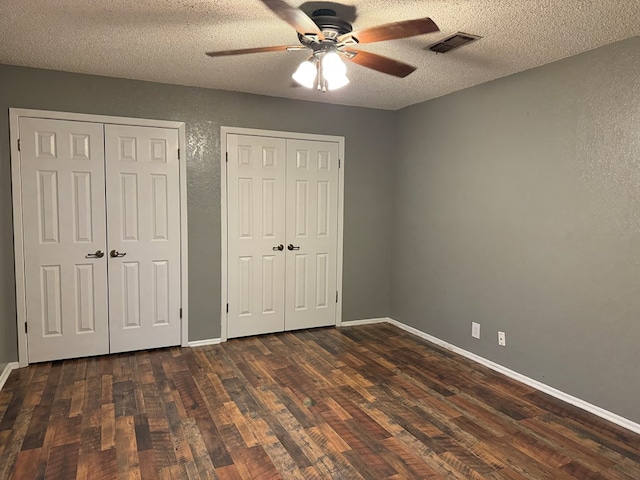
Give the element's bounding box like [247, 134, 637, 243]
[498, 331, 506, 346]
[472, 322, 480, 339]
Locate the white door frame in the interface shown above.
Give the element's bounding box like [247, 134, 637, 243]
[10, 108, 189, 367]
[220, 127, 345, 342]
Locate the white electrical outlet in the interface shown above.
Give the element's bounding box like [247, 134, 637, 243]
[498, 331, 506, 346]
[471, 322, 480, 339]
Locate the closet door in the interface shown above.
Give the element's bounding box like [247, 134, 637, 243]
[20, 118, 110, 363]
[105, 125, 182, 353]
[226, 134, 287, 338]
[285, 139, 340, 330]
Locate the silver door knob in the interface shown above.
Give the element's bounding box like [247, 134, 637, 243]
[287, 244, 300, 251]
[86, 250, 105, 258]
[272, 244, 284, 251]
[110, 249, 127, 258]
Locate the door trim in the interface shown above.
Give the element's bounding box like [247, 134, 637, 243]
[10, 108, 189, 366]
[220, 127, 345, 342]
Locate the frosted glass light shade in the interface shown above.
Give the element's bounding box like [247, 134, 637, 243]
[322, 52, 349, 90]
[327, 74, 349, 90]
[292, 60, 316, 88]
[322, 52, 346, 77]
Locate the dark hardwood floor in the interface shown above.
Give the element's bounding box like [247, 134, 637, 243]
[1, 323, 639, 479]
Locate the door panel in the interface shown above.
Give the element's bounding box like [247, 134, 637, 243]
[20, 118, 109, 362]
[227, 134, 287, 338]
[285, 139, 340, 330]
[105, 125, 181, 353]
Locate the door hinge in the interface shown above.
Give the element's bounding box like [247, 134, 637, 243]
[178, 148, 180, 160]
[226, 303, 229, 313]
[336, 291, 339, 303]
[339, 158, 341, 168]
[180, 308, 182, 319]
[225, 152, 228, 163]
[17, 138, 21, 151]
[24, 322, 27, 333]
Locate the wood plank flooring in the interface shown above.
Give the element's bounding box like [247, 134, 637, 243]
[1, 323, 639, 479]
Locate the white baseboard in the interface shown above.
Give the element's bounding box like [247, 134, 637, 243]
[0, 362, 19, 391]
[188, 338, 222, 348]
[340, 318, 388, 327]
[383, 318, 640, 435]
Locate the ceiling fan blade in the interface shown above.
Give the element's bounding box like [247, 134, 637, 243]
[206, 45, 299, 57]
[344, 49, 417, 78]
[339, 17, 439, 44]
[260, 0, 325, 40]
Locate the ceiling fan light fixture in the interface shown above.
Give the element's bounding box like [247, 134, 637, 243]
[326, 72, 349, 90]
[292, 58, 317, 88]
[322, 52, 346, 76]
[321, 51, 349, 90]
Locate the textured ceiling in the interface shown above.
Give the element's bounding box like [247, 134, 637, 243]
[0, 1, 638, 110]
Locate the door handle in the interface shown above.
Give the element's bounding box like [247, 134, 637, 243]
[272, 244, 284, 251]
[86, 250, 105, 258]
[287, 244, 300, 251]
[110, 249, 127, 258]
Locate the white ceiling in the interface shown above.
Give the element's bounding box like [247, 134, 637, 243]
[1, 1, 638, 110]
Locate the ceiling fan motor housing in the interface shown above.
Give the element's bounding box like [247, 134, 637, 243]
[297, 9, 353, 45]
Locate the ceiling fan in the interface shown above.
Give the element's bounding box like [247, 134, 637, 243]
[206, 0, 439, 92]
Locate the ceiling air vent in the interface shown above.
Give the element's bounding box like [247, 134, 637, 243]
[428, 32, 481, 53]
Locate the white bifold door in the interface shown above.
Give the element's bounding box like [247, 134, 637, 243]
[226, 133, 341, 338]
[19, 117, 182, 363]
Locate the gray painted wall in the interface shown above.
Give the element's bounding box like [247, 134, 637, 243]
[391, 36, 640, 423]
[0, 64, 395, 363]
